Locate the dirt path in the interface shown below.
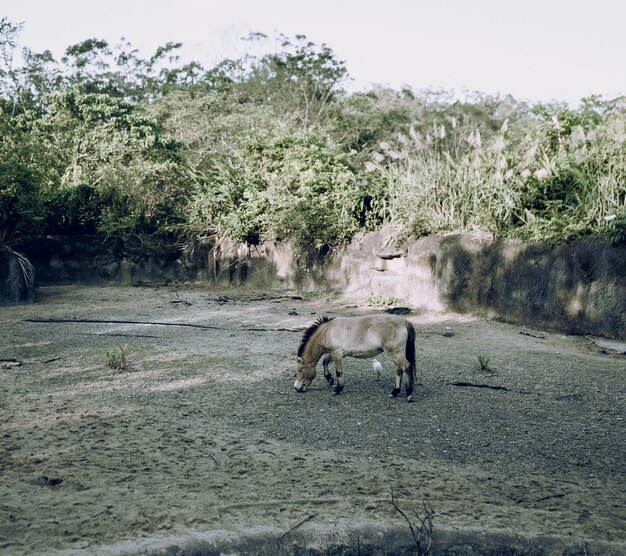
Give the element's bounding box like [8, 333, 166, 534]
[1, 285, 625, 554]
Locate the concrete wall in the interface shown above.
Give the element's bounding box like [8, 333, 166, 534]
[17, 236, 295, 289]
[8, 231, 626, 339]
[327, 229, 626, 339]
[0, 248, 35, 305]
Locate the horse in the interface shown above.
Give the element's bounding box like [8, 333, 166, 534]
[294, 315, 417, 402]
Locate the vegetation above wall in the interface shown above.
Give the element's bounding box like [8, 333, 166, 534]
[1, 19, 625, 267]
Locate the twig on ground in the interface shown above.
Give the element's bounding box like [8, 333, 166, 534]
[536, 493, 566, 503]
[77, 332, 162, 338]
[278, 513, 317, 541]
[520, 331, 546, 339]
[0, 359, 22, 368]
[448, 381, 510, 392]
[390, 490, 434, 555]
[25, 318, 302, 333]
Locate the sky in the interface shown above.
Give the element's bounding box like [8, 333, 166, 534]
[3, 0, 625, 106]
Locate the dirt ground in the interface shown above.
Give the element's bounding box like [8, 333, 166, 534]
[1, 285, 625, 555]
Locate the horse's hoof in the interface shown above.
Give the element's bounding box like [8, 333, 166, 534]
[389, 388, 400, 398]
[406, 395, 413, 403]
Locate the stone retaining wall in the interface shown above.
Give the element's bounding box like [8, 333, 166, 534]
[327, 229, 626, 339]
[7, 231, 626, 339]
[0, 248, 35, 305]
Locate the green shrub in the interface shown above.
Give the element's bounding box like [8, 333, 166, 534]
[184, 131, 364, 268]
[106, 344, 129, 371]
[366, 98, 625, 243]
[43, 183, 103, 235]
[0, 161, 43, 242]
[2, 22, 624, 253]
[477, 354, 493, 373]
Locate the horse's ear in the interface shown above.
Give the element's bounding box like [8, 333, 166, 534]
[296, 356, 303, 363]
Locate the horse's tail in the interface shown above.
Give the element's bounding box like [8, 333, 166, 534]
[405, 320, 416, 374]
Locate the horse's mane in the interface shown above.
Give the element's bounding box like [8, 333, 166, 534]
[298, 315, 334, 357]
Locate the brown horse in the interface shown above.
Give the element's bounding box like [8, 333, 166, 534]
[294, 315, 417, 401]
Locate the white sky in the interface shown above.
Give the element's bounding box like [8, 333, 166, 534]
[3, 0, 625, 105]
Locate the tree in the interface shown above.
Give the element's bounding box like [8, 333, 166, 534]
[0, 110, 45, 243]
[22, 87, 188, 240]
[240, 34, 349, 131]
[0, 18, 27, 114]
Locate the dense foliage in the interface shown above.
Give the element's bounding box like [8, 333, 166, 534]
[1, 19, 624, 266]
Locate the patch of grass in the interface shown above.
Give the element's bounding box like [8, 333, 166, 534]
[107, 344, 129, 371]
[299, 290, 332, 300]
[477, 353, 493, 373]
[366, 295, 407, 307]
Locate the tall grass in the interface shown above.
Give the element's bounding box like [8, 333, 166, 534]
[368, 105, 625, 241]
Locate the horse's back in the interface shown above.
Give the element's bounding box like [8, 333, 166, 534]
[325, 315, 409, 355]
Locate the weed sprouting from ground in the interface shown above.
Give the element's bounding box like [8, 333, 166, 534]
[107, 344, 129, 371]
[477, 353, 493, 373]
[367, 295, 407, 307]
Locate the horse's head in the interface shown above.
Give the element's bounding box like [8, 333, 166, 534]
[294, 356, 316, 392]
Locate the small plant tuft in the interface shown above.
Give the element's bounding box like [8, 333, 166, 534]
[366, 295, 407, 307]
[107, 344, 129, 371]
[477, 353, 493, 373]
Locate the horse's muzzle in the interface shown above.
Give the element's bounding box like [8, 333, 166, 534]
[293, 380, 307, 392]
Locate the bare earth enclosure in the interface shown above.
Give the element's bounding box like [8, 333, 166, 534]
[1, 285, 625, 554]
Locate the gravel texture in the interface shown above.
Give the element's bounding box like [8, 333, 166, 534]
[1, 285, 625, 554]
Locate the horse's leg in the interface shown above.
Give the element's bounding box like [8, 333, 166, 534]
[322, 354, 334, 387]
[404, 365, 415, 403]
[331, 354, 344, 394]
[388, 347, 414, 401]
[389, 366, 403, 398]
